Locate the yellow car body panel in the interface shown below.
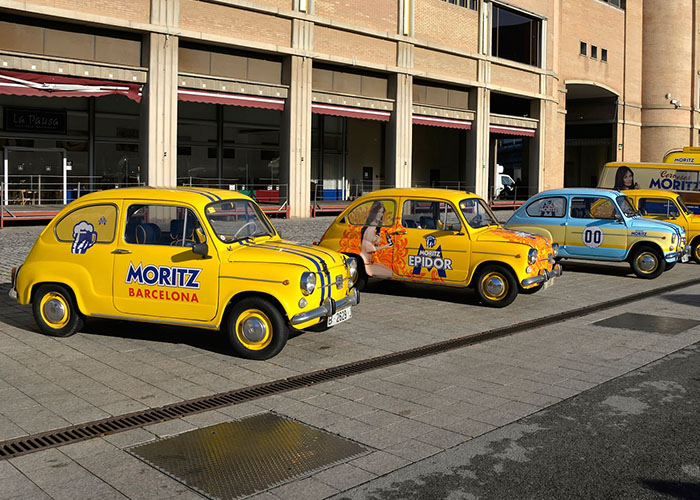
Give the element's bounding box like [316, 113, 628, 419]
[318, 188, 560, 296]
[623, 189, 699, 248]
[14, 187, 356, 333]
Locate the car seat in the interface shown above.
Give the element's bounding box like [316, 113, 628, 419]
[403, 219, 417, 228]
[419, 216, 436, 229]
[170, 219, 195, 246]
[136, 223, 161, 244]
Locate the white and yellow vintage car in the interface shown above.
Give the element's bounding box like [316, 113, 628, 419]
[10, 187, 359, 360]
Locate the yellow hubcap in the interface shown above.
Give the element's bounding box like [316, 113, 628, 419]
[236, 309, 273, 350]
[636, 252, 658, 274]
[481, 272, 508, 301]
[40, 292, 70, 328]
[694, 245, 700, 262]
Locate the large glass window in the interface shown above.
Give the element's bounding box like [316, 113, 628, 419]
[124, 204, 206, 247]
[491, 4, 541, 67]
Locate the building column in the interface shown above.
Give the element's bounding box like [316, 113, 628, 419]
[472, 85, 490, 199]
[146, 1, 179, 186]
[388, 73, 413, 188]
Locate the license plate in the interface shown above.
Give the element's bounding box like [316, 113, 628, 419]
[327, 308, 352, 327]
[682, 254, 689, 263]
[543, 278, 554, 290]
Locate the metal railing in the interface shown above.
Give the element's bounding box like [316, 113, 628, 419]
[0, 175, 143, 206]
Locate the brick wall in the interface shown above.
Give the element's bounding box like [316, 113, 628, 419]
[180, 0, 291, 48]
[414, 0, 478, 52]
[314, 26, 396, 67]
[315, 0, 398, 33]
[414, 47, 477, 81]
[27, 0, 150, 23]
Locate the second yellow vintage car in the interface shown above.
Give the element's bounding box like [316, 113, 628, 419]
[10, 187, 359, 360]
[621, 189, 700, 264]
[317, 188, 562, 307]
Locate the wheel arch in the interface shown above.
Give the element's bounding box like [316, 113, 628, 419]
[468, 260, 518, 287]
[223, 291, 288, 326]
[626, 241, 664, 261]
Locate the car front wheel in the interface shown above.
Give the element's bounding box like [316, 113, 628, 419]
[630, 246, 665, 279]
[692, 240, 700, 264]
[474, 265, 518, 308]
[32, 284, 84, 337]
[227, 297, 288, 360]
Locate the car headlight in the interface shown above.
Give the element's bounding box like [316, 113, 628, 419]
[300, 272, 316, 296]
[528, 248, 537, 265]
[551, 242, 559, 257]
[346, 256, 358, 279]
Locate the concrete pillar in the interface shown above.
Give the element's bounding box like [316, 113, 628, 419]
[281, 18, 313, 218]
[145, 0, 179, 186]
[388, 72, 413, 188]
[472, 82, 490, 199]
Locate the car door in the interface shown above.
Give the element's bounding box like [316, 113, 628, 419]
[638, 197, 688, 230]
[565, 196, 627, 259]
[396, 198, 469, 283]
[112, 201, 220, 322]
[345, 198, 396, 278]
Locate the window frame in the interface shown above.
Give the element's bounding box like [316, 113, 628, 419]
[54, 203, 119, 244]
[124, 203, 207, 247]
[525, 196, 567, 218]
[347, 199, 397, 228]
[490, 2, 544, 68]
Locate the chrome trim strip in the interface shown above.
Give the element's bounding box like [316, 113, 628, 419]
[220, 275, 287, 284]
[92, 313, 219, 330]
[472, 251, 520, 258]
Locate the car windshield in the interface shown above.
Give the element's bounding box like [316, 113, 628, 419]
[616, 196, 639, 217]
[677, 197, 692, 215]
[460, 198, 499, 228]
[205, 199, 275, 243]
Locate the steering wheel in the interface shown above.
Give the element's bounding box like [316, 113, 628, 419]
[233, 221, 258, 238]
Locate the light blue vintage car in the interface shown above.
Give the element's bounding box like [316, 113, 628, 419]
[505, 188, 689, 279]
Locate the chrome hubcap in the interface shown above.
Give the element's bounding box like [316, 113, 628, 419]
[241, 317, 267, 343]
[638, 254, 656, 272]
[44, 299, 66, 323]
[485, 276, 505, 296]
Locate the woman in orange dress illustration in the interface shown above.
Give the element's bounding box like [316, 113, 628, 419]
[360, 201, 394, 277]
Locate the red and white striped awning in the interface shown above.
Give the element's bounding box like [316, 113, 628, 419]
[489, 124, 536, 137]
[0, 70, 142, 102]
[178, 88, 285, 110]
[312, 103, 391, 121]
[413, 115, 472, 130]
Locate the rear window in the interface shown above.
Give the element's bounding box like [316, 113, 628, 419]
[55, 204, 118, 244]
[525, 197, 566, 217]
[347, 200, 396, 227]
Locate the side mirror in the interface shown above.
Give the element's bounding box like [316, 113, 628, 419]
[193, 242, 210, 258]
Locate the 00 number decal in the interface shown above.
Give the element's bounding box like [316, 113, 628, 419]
[582, 227, 604, 248]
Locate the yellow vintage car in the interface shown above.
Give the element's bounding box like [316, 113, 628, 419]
[317, 188, 561, 307]
[9, 187, 359, 360]
[622, 189, 700, 264]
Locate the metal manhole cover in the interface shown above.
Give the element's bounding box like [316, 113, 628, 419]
[593, 313, 700, 334]
[129, 412, 370, 499]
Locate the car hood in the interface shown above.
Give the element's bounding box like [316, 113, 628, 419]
[227, 238, 343, 271]
[629, 217, 683, 234]
[476, 227, 551, 251]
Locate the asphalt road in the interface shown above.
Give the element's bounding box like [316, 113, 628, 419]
[334, 342, 700, 500]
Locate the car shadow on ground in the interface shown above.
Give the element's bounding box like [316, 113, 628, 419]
[559, 260, 634, 277]
[638, 479, 700, 500]
[360, 278, 478, 305]
[660, 293, 700, 306]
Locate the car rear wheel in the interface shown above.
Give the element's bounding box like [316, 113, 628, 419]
[692, 240, 700, 264]
[32, 284, 84, 337]
[630, 246, 665, 279]
[474, 265, 518, 308]
[227, 297, 288, 360]
[351, 257, 368, 291]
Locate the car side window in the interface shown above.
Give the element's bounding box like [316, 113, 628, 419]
[55, 204, 118, 246]
[570, 197, 619, 220]
[347, 200, 396, 227]
[125, 204, 206, 246]
[402, 200, 435, 229]
[438, 202, 462, 231]
[638, 198, 681, 218]
[525, 197, 566, 218]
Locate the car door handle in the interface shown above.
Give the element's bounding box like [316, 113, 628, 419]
[112, 249, 132, 254]
[391, 230, 407, 235]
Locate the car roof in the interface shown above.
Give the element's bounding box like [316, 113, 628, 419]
[72, 186, 249, 205]
[361, 187, 480, 200]
[533, 187, 622, 197]
[622, 189, 679, 198]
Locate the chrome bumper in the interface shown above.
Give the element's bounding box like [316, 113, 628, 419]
[521, 264, 563, 287]
[291, 288, 360, 326]
[666, 246, 691, 262]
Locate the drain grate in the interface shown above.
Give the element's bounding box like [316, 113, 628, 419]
[594, 312, 700, 334]
[1, 276, 700, 461]
[129, 413, 369, 499]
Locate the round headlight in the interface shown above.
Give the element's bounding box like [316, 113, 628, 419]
[300, 272, 316, 296]
[528, 248, 537, 265]
[551, 242, 559, 257]
[346, 256, 358, 279]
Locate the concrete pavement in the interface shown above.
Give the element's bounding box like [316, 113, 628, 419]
[1, 219, 699, 499]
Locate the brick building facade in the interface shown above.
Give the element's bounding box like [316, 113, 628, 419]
[0, 0, 698, 216]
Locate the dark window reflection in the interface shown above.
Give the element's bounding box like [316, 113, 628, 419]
[492, 5, 541, 67]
